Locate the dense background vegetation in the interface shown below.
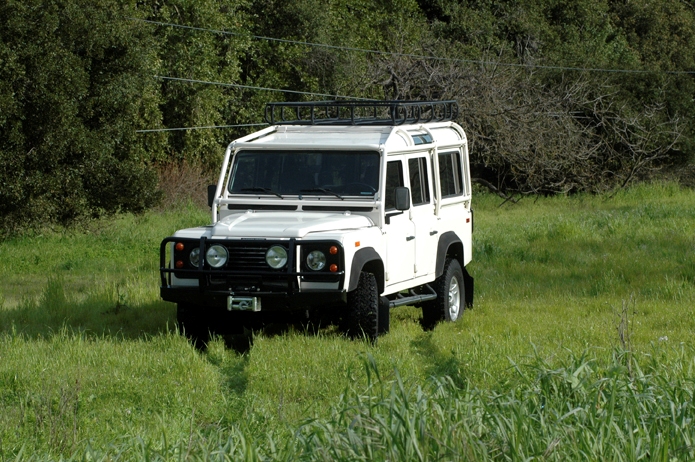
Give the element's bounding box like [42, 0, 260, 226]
[1, 0, 694, 234]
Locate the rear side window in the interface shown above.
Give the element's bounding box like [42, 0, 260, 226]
[438, 151, 463, 198]
[408, 157, 430, 206]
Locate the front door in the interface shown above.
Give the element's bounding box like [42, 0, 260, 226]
[383, 159, 415, 286]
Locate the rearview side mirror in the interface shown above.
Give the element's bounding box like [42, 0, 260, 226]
[207, 184, 217, 208]
[395, 186, 410, 211]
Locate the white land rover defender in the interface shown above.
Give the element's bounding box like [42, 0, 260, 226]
[160, 100, 473, 343]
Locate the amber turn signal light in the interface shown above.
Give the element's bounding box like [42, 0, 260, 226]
[175, 242, 185, 252]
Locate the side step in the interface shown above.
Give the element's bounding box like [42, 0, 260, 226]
[383, 284, 437, 308]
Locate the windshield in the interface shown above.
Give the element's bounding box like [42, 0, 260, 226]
[228, 150, 380, 197]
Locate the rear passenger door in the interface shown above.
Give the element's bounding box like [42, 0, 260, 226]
[407, 154, 437, 277]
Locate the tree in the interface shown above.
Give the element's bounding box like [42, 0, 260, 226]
[388, 0, 688, 195]
[0, 0, 164, 235]
[139, 0, 251, 165]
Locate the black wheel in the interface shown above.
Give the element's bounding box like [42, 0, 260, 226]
[177, 303, 209, 349]
[344, 272, 379, 341]
[422, 258, 465, 330]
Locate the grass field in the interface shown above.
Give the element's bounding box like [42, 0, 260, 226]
[1, 183, 694, 460]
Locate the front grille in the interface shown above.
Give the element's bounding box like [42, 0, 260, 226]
[227, 245, 269, 270]
[163, 237, 344, 283]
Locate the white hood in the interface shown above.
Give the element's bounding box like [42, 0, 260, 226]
[210, 210, 373, 238]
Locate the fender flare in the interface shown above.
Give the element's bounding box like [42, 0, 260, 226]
[348, 247, 384, 293]
[434, 231, 464, 278]
[434, 231, 474, 307]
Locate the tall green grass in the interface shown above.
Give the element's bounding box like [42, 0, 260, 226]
[1, 183, 694, 460]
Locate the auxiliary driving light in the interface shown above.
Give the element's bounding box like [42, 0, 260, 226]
[266, 245, 288, 269]
[206, 244, 228, 268]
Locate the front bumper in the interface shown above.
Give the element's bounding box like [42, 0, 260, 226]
[160, 286, 346, 311]
[159, 236, 347, 311]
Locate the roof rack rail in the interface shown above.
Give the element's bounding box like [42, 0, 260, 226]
[264, 100, 458, 126]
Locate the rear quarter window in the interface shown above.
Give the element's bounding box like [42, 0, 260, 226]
[438, 151, 463, 198]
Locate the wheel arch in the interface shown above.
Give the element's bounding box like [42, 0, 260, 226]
[348, 247, 385, 293]
[434, 231, 464, 278]
[434, 231, 474, 308]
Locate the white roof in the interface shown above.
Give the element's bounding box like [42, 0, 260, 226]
[233, 122, 465, 152]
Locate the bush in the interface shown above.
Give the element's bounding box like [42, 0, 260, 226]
[0, 0, 165, 235]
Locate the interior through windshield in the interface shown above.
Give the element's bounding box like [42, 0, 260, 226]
[228, 150, 380, 197]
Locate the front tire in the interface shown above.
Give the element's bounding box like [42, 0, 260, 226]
[422, 258, 465, 329]
[344, 271, 379, 341]
[177, 303, 209, 349]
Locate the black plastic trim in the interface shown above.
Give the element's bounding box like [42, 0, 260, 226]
[434, 231, 463, 279]
[302, 205, 373, 212]
[348, 247, 383, 292]
[161, 287, 346, 311]
[227, 204, 298, 211]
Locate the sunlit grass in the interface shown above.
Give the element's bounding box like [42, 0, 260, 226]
[0, 203, 209, 308]
[1, 182, 694, 459]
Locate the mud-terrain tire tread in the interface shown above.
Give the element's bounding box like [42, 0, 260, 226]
[345, 272, 379, 341]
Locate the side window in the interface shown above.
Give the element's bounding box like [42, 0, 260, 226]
[385, 160, 404, 211]
[438, 151, 463, 198]
[408, 157, 430, 206]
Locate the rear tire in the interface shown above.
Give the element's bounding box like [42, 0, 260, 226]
[177, 303, 209, 349]
[422, 258, 465, 330]
[344, 272, 379, 341]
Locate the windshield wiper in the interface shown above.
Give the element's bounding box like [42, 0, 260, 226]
[240, 187, 283, 199]
[300, 188, 344, 200]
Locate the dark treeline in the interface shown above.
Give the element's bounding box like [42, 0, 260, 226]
[1, 0, 694, 233]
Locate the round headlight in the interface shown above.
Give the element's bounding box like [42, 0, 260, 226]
[266, 245, 288, 269]
[306, 250, 326, 271]
[189, 247, 200, 267]
[206, 244, 228, 268]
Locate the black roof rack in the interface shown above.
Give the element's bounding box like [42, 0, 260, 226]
[264, 100, 458, 126]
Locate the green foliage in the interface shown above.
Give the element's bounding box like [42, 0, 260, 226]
[140, 0, 251, 163]
[609, 0, 695, 157]
[416, 0, 695, 188]
[0, 0, 164, 234]
[242, 0, 428, 102]
[472, 181, 695, 305]
[1, 184, 695, 459]
[2, 0, 695, 233]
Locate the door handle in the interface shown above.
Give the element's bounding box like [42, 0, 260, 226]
[430, 230, 438, 236]
[406, 236, 415, 241]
